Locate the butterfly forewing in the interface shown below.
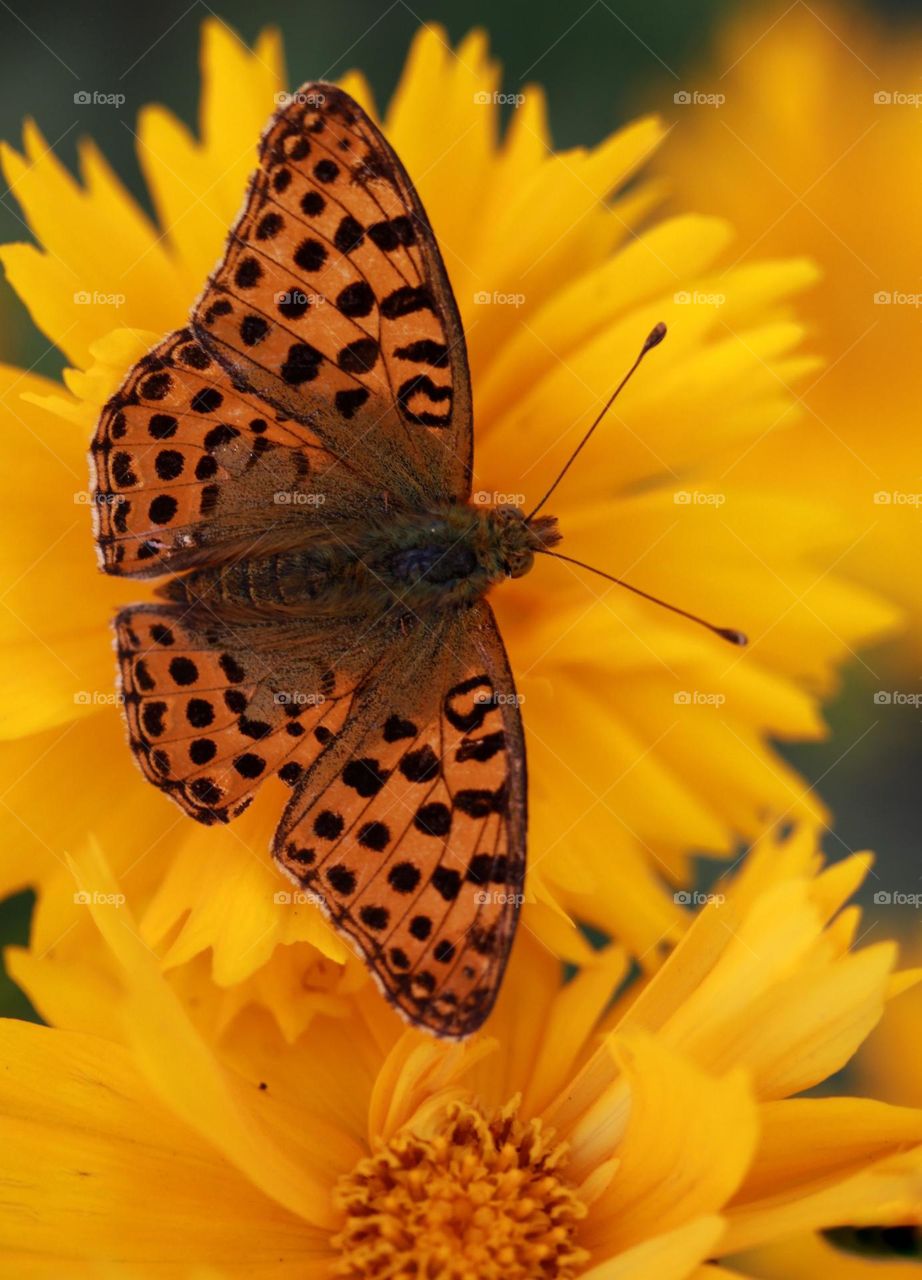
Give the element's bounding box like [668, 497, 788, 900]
[274, 602, 525, 1038]
[191, 83, 473, 506]
[91, 328, 375, 578]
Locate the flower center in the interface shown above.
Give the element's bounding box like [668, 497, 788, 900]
[332, 1101, 589, 1279]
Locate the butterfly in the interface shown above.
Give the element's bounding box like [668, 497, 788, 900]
[90, 82, 741, 1038]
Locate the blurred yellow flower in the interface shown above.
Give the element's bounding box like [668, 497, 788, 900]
[1, 827, 920, 1276]
[0, 18, 896, 1020]
[734, 1230, 922, 1279]
[662, 0, 921, 664]
[856, 933, 922, 1111]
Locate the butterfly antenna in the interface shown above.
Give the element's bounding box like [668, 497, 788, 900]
[526, 321, 667, 522]
[538, 549, 748, 646]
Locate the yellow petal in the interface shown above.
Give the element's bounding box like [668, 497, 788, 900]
[735, 1097, 922, 1203]
[723, 1146, 922, 1254]
[138, 19, 284, 295]
[141, 800, 347, 983]
[581, 1215, 725, 1280]
[367, 1030, 495, 1144]
[580, 1033, 758, 1251]
[68, 839, 345, 1228]
[0, 1019, 331, 1274]
[522, 944, 630, 1117]
[620, 868, 897, 1098]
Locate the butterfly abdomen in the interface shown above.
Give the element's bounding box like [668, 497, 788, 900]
[159, 546, 350, 614]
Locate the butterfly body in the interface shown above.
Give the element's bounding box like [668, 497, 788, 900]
[164, 503, 559, 622]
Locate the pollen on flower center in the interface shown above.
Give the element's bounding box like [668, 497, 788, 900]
[332, 1100, 589, 1279]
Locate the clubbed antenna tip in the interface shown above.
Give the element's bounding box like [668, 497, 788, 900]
[716, 627, 748, 647]
[643, 321, 667, 353]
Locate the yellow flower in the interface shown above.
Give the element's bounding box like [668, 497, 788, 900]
[0, 19, 896, 1015]
[662, 0, 921, 664]
[2, 827, 920, 1276]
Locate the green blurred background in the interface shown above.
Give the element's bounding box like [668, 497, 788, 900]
[0, 0, 918, 1019]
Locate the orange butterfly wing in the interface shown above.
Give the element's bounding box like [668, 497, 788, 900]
[91, 328, 377, 578]
[191, 82, 473, 506]
[113, 604, 389, 823]
[275, 602, 526, 1038]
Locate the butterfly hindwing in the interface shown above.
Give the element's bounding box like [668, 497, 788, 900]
[274, 601, 526, 1038]
[191, 82, 473, 507]
[114, 604, 384, 824]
